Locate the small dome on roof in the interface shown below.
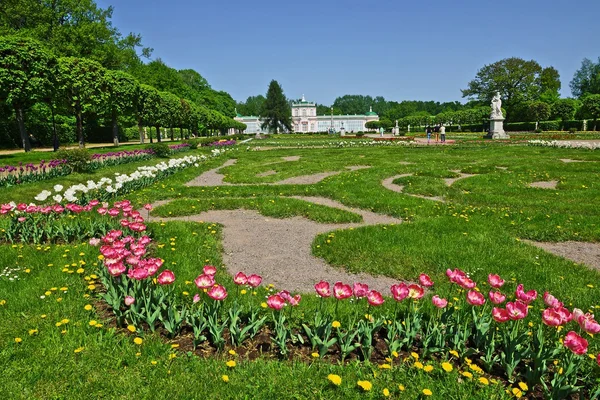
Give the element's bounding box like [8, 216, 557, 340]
[365, 106, 377, 116]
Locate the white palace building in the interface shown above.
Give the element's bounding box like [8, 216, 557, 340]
[234, 95, 379, 134]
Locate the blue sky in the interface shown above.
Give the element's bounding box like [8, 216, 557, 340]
[98, 0, 599, 105]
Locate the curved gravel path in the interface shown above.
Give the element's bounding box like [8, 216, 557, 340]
[381, 174, 445, 202]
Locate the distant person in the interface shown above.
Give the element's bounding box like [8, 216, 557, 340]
[439, 124, 446, 143]
[426, 126, 432, 143]
[434, 125, 440, 142]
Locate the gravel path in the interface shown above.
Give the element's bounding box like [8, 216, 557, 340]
[529, 180, 558, 189]
[524, 240, 600, 271]
[381, 174, 445, 202]
[445, 170, 478, 186]
[153, 197, 401, 293]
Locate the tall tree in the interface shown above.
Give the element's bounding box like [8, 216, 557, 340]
[103, 70, 138, 146]
[260, 80, 293, 133]
[0, 36, 55, 152]
[527, 101, 551, 128]
[570, 58, 600, 98]
[539, 67, 561, 103]
[461, 57, 545, 119]
[550, 98, 579, 123]
[56, 57, 106, 148]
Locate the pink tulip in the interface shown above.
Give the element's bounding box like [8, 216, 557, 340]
[333, 282, 353, 300]
[194, 274, 215, 289]
[581, 318, 600, 334]
[367, 290, 384, 306]
[288, 294, 301, 306]
[193, 294, 201, 303]
[419, 273, 434, 287]
[407, 284, 425, 299]
[391, 283, 409, 302]
[207, 284, 228, 301]
[143, 203, 153, 211]
[89, 238, 101, 246]
[456, 275, 476, 290]
[543, 292, 561, 308]
[554, 306, 572, 324]
[597, 354, 600, 367]
[353, 283, 369, 298]
[157, 269, 176, 285]
[542, 308, 563, 326]
[97, 207, 108, 215]
[446, 268, 466, 283]
[467, 290, 485, 306]
[488, 290, 506, 305]
[432, 295, 448, 308]
[203, 265, 217, 276]
[515, 284, 537, 304]
[564, 331, 588, 355]
[314, 281, 331, 297]
[108, 208, 120, 217]
[18, 217, 26, 222]
[492, 307, 510, 323]
[125, 296, 135, 306]
[506, 301, 528, 320]
[128, 267, 150, 280]
[572, 308, 585, 324]
[267, 294, 286, 310]
[247, 274, 262, 288]
[487, 274, 505, 288]
[234, 272, 248, 285]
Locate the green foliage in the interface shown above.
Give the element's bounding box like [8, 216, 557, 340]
[54, 148, 92, 172]
[570, 57, 600, 98]
[551, 98, 579, 121]
[236, 95, 266, 116]
[539, 66, 561, 103]
[260, 80, 293, 133]
[146, 142, 170, 157]
[527, 101, 551, 123]
[183, 138, 199, 149]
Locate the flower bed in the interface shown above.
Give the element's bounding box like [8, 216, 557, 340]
[89, 149, 155, 169]
[206, 140, 236, 147]
[0, 159, 70, 187]
[528, 140, 600, 150]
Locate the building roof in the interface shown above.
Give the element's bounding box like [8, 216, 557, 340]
[365, 106, 377, 116]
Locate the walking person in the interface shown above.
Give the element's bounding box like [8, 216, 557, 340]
[440, 124, 446, 143]
[434, 125, 440, 143]
[426, 126, 432, 144]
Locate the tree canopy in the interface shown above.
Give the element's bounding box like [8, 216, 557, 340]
[260, 80, 293, 133]
[570, 58, 600, 98]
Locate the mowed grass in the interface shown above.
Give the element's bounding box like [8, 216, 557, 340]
[1, 140, 600, 398]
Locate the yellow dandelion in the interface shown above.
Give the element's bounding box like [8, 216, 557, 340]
[462, 371, 473, 379]
[357, 380, 372, 391]
[28, 329, 38, 335]
[332, 320, 341, 328]
[449, 350, 459, 358]
[423, 365, 434, 372]
[261, 302, 267, 308]
[414, 361, 424, 369]
[74, 347, 84, 353]
[222, 375, 229, 383]
[84, 304, 93, 311]
[383, 388, 390, 397]
[0, 300, 6, 306]
[441, 362, 453, 372]
[151, 360, 157, 365]
[168, 353, 176, 360]
[14, 337, 22, 343]
[379, 363, 391, 369]
[89, 320, 97, 326]
[411, 351, 419, 360]
[327, 374, 342, 386]
[226, 360, 236, 368]
[423, 389, 433, 396]
[392, 351, 399, 358]
[311, 352, 319, 358]
[240, 289, 247, 295]
[512, 388, 522, 398]
[127, 325, 136, 333]
[228, 349, 236, 355]
[133, 337, 143, 345]
[479, 377, 489, 385]
[171, 344, 180, 349]
[398, 384, 405, 391]
[469, 364, 483, 374]
[518, 382, 528, 391]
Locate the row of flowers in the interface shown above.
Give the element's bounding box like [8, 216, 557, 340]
[0, 159, 70, 187]
[528, 140, 600, 150]
[32, 149, 230, 204]
[90, 224, 600, 398]
[250, 139, 417, 149]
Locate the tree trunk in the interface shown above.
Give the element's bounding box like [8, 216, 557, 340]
[112, 109, 119, 147]
[180, 127, 183, 140]
[138, 119, 145, 144]
[76, 104, 84, 148]
[170, 127, 174, 141]
[15, 105, 32, 152]
[148, 127, 153, 143]
[156, 126, 161, 142]
[50, 103, 59, 151]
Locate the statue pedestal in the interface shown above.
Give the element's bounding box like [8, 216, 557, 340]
[487, 118, 509, 139]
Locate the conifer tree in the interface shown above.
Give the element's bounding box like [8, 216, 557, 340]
[260, 80, 293, 133]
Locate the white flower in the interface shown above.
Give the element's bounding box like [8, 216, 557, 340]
[53, 184, 64, 192]
[53, 194, 63, 203]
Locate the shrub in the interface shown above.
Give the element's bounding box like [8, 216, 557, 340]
[146, 143, 170, 158]
[53, 148, 92, 173]
[183, 139, 199, 149]
[538, 120, 561, 131]
[534, 128, 542, 134]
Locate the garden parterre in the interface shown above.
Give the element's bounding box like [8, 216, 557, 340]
[1, 139, 600, 399]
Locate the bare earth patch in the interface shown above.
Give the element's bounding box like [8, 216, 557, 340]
[524, 240, 600, 271]
[186, 159, 237, 186]
[445, 170, 478, 186]
[381, 174, 445, 203]
[399, 161, 414, 165]
[282, 156, 301, 161]
[256, 170, 277, 177]
[151, 197, 402, 293]
[560, 158, 588, 163]
[529, 180, 558, 189]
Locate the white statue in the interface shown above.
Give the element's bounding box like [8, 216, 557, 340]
[491, 92, 503, 119]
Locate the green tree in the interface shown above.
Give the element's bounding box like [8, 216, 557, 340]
[550, 99, 579, 123]
[0, 36, 55, 152]
[570, 58, 600, 98]
[581, 94, 600, 131]
[260, 80, 293, 133]
[539, 67, 561, 103]
[237, 95, 266, 116]
[461, 57, 546, 119]
[527, 101, 551, 128]
[56, 57, 106, 148]
[103, 70, 138, 146]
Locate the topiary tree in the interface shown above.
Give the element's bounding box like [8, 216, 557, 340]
[527, 101, 551, 130]
[581, 94, 600, 131]
[0, 36, 56, 152]
[365, 121, 380, 131]
[551, 99, 579, 128]
[103, 70, 139, 146]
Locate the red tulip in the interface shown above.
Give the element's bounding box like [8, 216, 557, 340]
[419, 273, 434, 287]
[564, 331, 588, 355]
[543, 291, 561, 308]
[157, 269, 176, 285]
[314, 281, 331, 297]
[488, 290, 506, 305]
[267, 294, 286, 310]
[247, 274, 262, 287]
[333, 282, 353, 300]
[487, 274, 505, 288]
[506, 301, 528, 320]
[353, 283, 369, 298]
[194, 274, 215, 289]
[407, 284, 425, 299]
[467, 290, 485, 306]
[432, 295, 448, 308]
[233, 272, 247, 285]
[516, 284, 537, 304]
[391, 283, 409, 302]
[207, 284, 228, 301]
[203, 265, 217, 276]
[542, 308, 563, 326]
[492, 307, 510, 323]
[367, 290, 384, 306]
